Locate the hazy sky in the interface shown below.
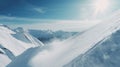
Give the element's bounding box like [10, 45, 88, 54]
[0, 0, 120, 31]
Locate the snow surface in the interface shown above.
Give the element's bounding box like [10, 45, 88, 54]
[64, 28, 120, 67]
[0, 54, 11, 67]
[0, 25, 44, 67]
[0, 45, 15, 60]
[0, 26, 43, 56]
[7, 10, 120, 67]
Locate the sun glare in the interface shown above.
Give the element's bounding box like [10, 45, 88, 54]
[93, 0, 110, 16]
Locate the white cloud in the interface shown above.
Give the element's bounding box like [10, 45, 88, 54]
[0, 15, 44, 21]
[10, 20, 100, 32]
[0, 16, 16, 20]
[0, 15, 101, 32]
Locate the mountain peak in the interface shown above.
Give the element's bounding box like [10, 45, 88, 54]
[14, 27, 24, 33]
[0, 24, 11, 29]
[0, 24, 15, 34]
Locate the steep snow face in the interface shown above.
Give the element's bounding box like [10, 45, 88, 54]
[7, 11, 120, 67]
[64, 29, 120, 67]
[0, 25, 44, 67]
[59, 16, 120, 66]
[13, 27, 44, 48]
[0, 26, 43, 56]
[0, 24, 15, 34]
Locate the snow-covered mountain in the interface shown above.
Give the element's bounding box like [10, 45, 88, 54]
[7, 10, 120, 67]
[0, 25, 44, 67]
[64, 27, 120, 67]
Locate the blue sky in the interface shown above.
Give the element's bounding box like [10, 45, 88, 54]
[0, 0, 120, 25]
[0, 0, 85, 19]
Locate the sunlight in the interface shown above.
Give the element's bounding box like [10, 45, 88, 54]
[93, 0, 110, 16]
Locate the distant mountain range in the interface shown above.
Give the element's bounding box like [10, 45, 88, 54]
[29, 30, 78, 43]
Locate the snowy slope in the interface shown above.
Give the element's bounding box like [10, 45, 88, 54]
[64, 27, 120, 67]
[0, 46, 11, 67]
[0, 25, 44, 67]
[0, 25, 43, 56]
[0, 45, 15, 60]
[13, 27, 44, 48]
[0, 54, 11, 67]
[59, 14, 120, 66]
[7, 11, 120, 67]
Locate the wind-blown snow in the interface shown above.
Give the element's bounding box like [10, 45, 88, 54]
[7, 10, 120, 67]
